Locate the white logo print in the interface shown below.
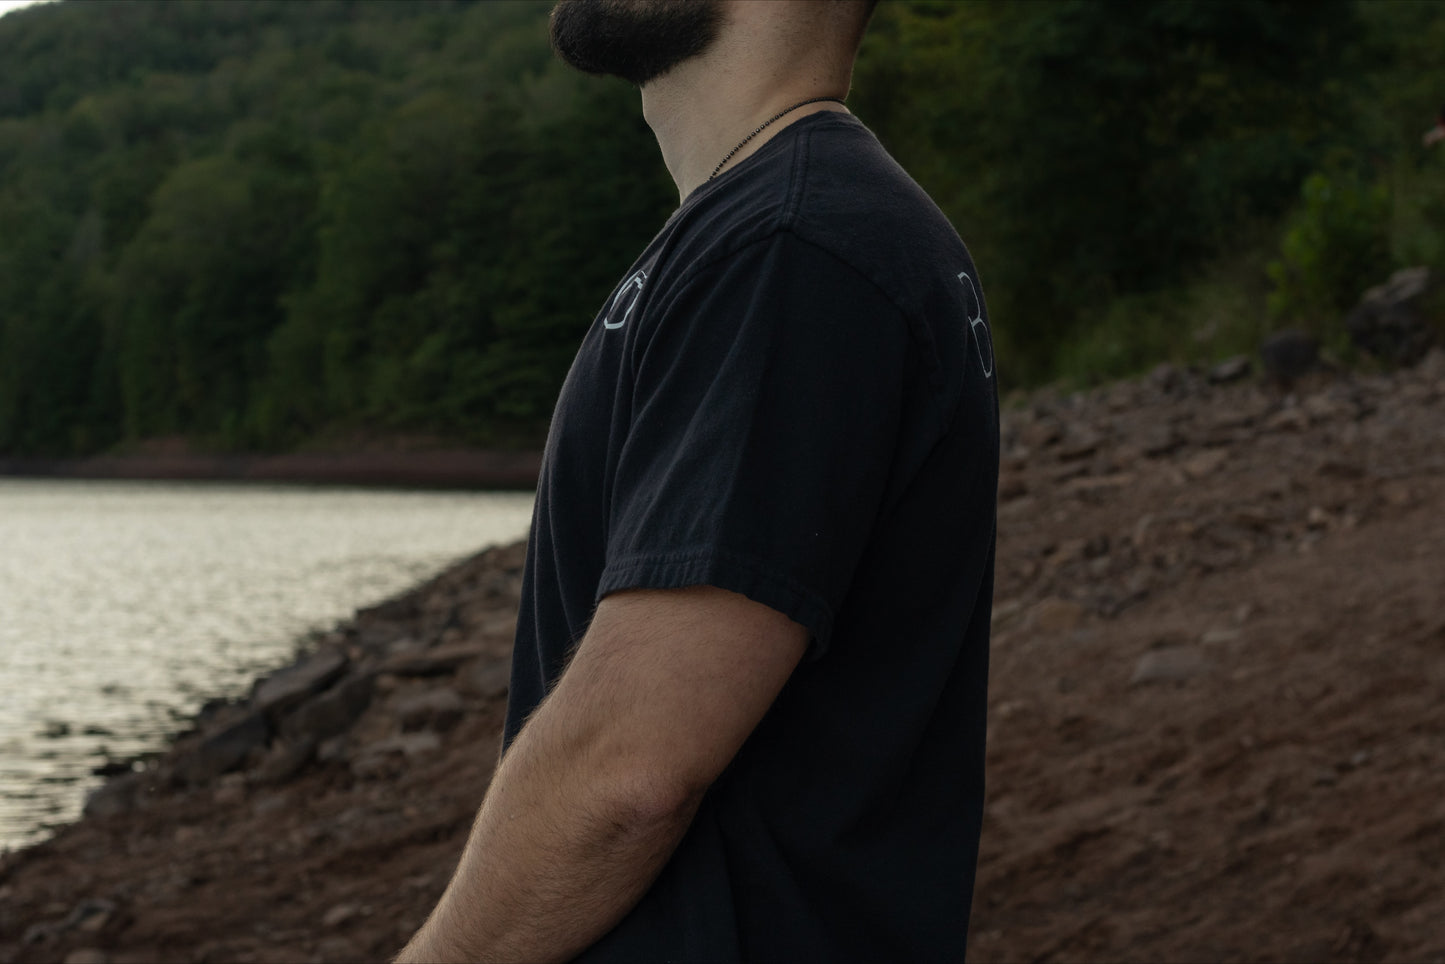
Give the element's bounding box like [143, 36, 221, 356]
[604, 269, 647, 330]
[957, 271, 994, 378]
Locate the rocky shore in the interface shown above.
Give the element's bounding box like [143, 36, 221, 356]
[3, 350, 1444, 963]
[0, 449, 543, 489]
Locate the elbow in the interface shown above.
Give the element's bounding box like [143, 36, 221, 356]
[597, 764, 707, 840]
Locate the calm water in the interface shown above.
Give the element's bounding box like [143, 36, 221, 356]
[0, 479, 534, 851]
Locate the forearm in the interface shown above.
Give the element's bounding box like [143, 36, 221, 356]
[395, 698, 699, 963]
[396, 586, 807, 962]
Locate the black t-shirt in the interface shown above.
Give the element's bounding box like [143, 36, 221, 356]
[505, 111, 999, 962]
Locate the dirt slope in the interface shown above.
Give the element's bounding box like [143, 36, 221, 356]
[2, 352, 1442, 964]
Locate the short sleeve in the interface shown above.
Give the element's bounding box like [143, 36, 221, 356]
[596, 233, 913, 656]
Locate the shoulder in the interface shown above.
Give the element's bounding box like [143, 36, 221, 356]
[639, 115, 995, 411]
[784, 115, 982, 321]
[783, 116, 996, 414]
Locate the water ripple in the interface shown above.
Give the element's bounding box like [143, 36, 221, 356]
[0, 479, 533, 850]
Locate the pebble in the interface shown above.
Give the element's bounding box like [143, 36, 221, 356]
[1030, 598, 1087, 634]
[63, 950, 108, 964]
[395, 688, 465, 733]
[1181, 449, 1229, 480]
[1130, 647, 1210, 685]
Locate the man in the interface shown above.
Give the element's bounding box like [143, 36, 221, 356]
[397, 1, 998, 960]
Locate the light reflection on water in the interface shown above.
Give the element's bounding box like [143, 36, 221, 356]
[0, 479, 534, 850]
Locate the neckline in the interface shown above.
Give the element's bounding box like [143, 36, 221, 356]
[678, 110, 861, 211]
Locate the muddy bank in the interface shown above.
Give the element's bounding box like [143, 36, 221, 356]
[2, 352, 1444, 963]
[0, 449, 542, 490]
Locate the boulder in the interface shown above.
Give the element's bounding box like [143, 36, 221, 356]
[252, 649, 348, 716]
[172, 711, 270, 785]
[1345, 266, 1436, 365]
[281, 674, 374, 742]
[82, 771, 145, 818]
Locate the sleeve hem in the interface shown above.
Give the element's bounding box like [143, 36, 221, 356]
[596, 547, 836, 659]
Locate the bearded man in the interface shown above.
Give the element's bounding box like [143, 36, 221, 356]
[397, 1, 998, 960]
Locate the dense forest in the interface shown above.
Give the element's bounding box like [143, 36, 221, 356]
[0, 0, 1441, 456]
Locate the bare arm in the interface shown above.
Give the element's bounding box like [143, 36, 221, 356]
[395, 585, 809, 963]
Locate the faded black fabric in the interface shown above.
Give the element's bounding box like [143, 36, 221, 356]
[504, 111, 999, 963]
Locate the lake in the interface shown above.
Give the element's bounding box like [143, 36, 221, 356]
[0, 479, 534, 851]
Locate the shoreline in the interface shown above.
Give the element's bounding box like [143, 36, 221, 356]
[2, 356, 1444, 962]
[0, 450, 543, 490]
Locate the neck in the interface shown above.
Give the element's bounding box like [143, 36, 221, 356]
[640, 11, 851, 202]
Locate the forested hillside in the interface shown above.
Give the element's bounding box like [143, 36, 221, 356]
[0, 0, 1441, 456]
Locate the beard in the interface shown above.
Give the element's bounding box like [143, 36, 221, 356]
[550, 0, 724, 87]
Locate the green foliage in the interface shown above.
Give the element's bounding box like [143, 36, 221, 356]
[1266, 171, 1392, 330]
[854, 0, 1366, 384]
[0, 0, 1441, 455]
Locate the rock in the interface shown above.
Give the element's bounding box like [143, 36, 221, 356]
[1181, 449, 1228, 480]
[396, 688, 466, 733]
[173, 711, 270, 786]
[251, 791, 291, 818]
[251, 737, 317, 785]
[379, 641, 488, 677]
[27, 899, 118, 941]
[90, 758, 132, 777]
[1031, 597, 1086, 634]
[1345, 266, 1435, 365]
[1260, 330, 1319, 385]
[359, 732, 440, 760]
[350, 732, 441, 779]
[1130, 647, 1210, 685]
[317, 735, 350, 764]
[1200, 627, 1241, 646]
[1300, 393, 1342, 422]
[1148, 363, 1186, 396]
[1202, 392, 1274, 432]
[356, 621, 410, 653]
[1208, 355, 1252, 384]
[322, 903, 360, 928]
[213, 772, 247, 805]
[194, 696, 238, 730]
[63, 949, 108, 964]
[23, 921, 59, 945]
[1140, 425, 1184, 458]
[457, 659, 511, 700]
[315, 936, 360, 961]
[82, 771, 144, 818]
[1019, 417, 1063, 450]
[252, 649, 348, 716]
[1265, 406, 1310, 432]
[281, 674, 374, 742]
[1056, 425, 1104, 461]
[1417, 345, 1445, 381]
